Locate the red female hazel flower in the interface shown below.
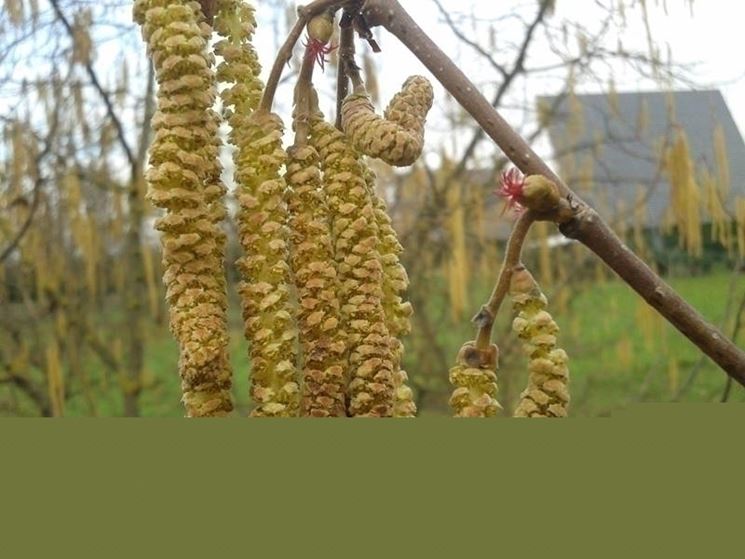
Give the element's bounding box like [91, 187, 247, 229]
[497, 167, 526, 214]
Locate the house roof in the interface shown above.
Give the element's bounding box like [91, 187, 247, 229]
[538, 89, 745, 227]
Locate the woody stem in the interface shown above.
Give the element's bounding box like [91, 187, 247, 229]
[474, 211, 535, 350]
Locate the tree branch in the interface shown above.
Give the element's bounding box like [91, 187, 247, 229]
[259, 0, 346, 113]
[49, 0, 136, 168]
[362, 0, 745, 385]
[473, 210, 535, 350]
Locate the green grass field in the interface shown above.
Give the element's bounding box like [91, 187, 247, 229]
[4, 269, 744, 417]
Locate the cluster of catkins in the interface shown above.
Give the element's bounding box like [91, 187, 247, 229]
[449, 264, 570, 418]
[136, 1, 430, 417]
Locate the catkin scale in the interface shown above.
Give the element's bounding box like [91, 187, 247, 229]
[134, 0, 232, 416]
[510, 266, 570, 418]
[309, 117, 396, 417]
[342, 76, 433, 167]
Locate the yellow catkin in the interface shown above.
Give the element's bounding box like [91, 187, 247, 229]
[736, 197, 745, 259]
[286, 144, 347, 417]
[234, 111, 299, 417]
[134, 0, 233, 416]
[46, 339, 65, 417]
[192, 2, 228, 303]
[213, 0, 263, 118]
[510, 266, 570, 418]
[212, 0, 298, 416]
[701, 169, 731, 249]
[713, 123, 730, 197]
[448, 342, 501, 418]
[142, 244, 160, 318]
[362, 164, 416, 417]
[663, 130, 702, 256]
[309, 117, 395, 417]
[341, 76, 433, 167]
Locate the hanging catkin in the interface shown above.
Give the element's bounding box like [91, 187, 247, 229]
[448, 341, 501, 418]
[509, 266, 570, 418]
[134, 0, 233, 416]
[286, 143, 348, 417]
[234, 111, 300, 417]
[213, 0, 299, 416]
[361, 164, 416, 417]
[342, 76, 433, 167]
[213, 0, 263, 119]
[309, 116, 396, 417]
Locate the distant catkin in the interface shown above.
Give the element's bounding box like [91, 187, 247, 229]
[342, 76, 433, 167]
[362, 164, 416, 417]
[134, 0, 233, 416]
[310, 117, 396, 417]
[286, 144, 348, 417]
[448, 342, 501, 418]
[509, 266, 570, 418]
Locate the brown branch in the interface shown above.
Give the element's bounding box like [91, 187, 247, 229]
[432, 0, 507, 78]
[135, 62, 156, 177]
[473, 211, 535, 350]
[335, 15, 355, 130]
[362, 0, 745, 385]
[721, 290, 745, 402]
[0, 109, 59, 264]
[445, 0, 552, 179]
[561, 209, 745, 385]
[49, 0, 136, 168]
[293, 46, 318, 147]
[259, 0, 345, 113]
[0, 364, 52, 417]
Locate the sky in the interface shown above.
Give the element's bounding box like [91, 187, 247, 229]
[4, 0, 743, 182]
[250, 0, 745, 168]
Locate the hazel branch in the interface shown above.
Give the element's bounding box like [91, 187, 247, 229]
[292, 46, 318, 147]
[362, 0, 745, 386]
[259, 0, 342, 113]
[335, 15, 355, 130]
[473, 211, 535, 350]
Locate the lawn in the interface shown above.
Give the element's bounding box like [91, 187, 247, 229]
[4, 269, 743, 417]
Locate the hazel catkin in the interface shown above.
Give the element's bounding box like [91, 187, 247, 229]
[342, 76, 433, 167]
[509, 265, 570, 418]
[134, 0, 233, 417]
[362, 164, 416, 417]
[234, 110, 300, 417]
[448, 342, 501, 418]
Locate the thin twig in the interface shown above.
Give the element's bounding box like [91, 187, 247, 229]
[335, 15, 355, 130]
[293, 46, 318, 147]
[721, 291, 745, 402]
[49, 0, 135, 167]
[0, 109, 59, 264]
[259, 0, 344, 113]
[473, 210, 535, 349]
